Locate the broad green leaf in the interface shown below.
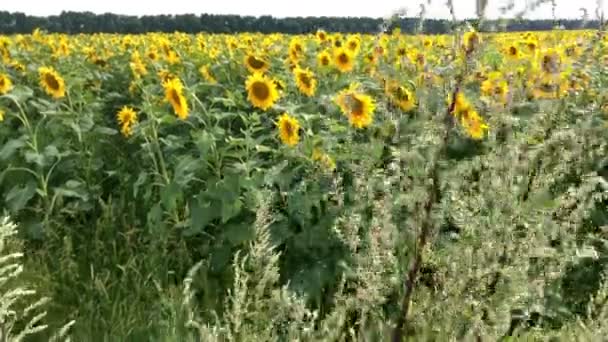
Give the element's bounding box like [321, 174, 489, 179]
[223, 221, 253, 245]
[161, 181, 181, 212]
[221, 198, 242, 224]
[0, 138, 26, 160]
[5, 181, 37, 212]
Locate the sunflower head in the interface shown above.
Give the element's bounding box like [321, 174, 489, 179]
[333, 48, 354, 73]
[525, 38, 538, 53]
[540, 48, 562, 74]
[460, 109, 489, 140]
[293, 67, 317, 97]
[335, 86, 375, 129]
[0, 73, 13, 95]
[288, 38, 304, 63]
[450, 91, 472, 116]
[244, 53, 270, 74]
[463, 30, 481, 54]
[158, 69, 177, 83]
[316, 30, 327, 43]
[245, 73, 279, 111]
[386, 82, 416, 112]
[277, 113, 300, 147]
[199, 65, 217, 84]
[317, 50, 331, 67]
[147, 48, 159, 61]
[116, 106, 138, 137]
[312, 147, 336, 172]
[423, 37, 433, 49]
[38, 66, 66, 99]
[162, 78, 189, 120]
[346, 36, 360, 54]
[505, 44, 521, 60]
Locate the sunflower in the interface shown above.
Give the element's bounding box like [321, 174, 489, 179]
[463, 30, 481, 54]
[245, 73, 279, 111]
[244, 53, 270, 74]
[312, 147, 336, 171]
[0, 108, 4, 122]
[0, 73, 12, 95]
[540, 48, 562, 74]
[531, 73, 568, 99]
[165, 50, 180, 64]
[199, 65, 217, 84]
[524, 38, 539, 55]
[334, 48, 354, 73]
[146, 48, 159, 61]
[288, 38, 304, 64]
[163, 78, 189, 120]
[335, 85, 375, 129]
[386, 82, 416, 112]
[277, 113, 300, 147]
[460, 108, 489, 140]
[130, 52, 147, 79]
[396, 45, 407, 58]
[480, 71, 509, 104]
[564, 43, 581, 58]
[293, 67, 317, 97]
[8, 61, 25, 74]
[274, 78, 287, 92]
[116, 106, 138, 137]
[450, 91, 472, 116]
[158, 69, 177, 83]
[423, 37, 433, 49]
[38, 66, 66, 99]
[346, 36, 361, 54]
[316, 29, 328, 43]
[317, 50, 331, 67]
[504, 44, 521, 61]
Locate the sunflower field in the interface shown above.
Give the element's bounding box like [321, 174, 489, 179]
[0, 21, 608, 340]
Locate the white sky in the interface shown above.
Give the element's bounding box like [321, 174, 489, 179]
[3, 0, 607, 20]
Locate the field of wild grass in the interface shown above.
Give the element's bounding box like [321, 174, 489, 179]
[0, 22, 607, 340]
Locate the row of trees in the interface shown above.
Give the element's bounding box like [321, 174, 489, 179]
[0, 11, 598, 35]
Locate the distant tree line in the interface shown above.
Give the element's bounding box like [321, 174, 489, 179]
[0, 11, 599, 35]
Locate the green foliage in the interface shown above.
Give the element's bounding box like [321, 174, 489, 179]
[0, 6, 607, 341]
[0, 217, 74, 341]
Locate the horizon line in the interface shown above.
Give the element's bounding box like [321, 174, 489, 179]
[1, 10, 594, 21]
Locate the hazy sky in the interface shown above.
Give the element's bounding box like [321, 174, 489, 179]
[3, 0, 606, 19]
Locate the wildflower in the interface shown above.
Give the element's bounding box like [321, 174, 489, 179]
[463, 30, 481, 54]
[199, 65, 217, 84]
[245, 73, 279, 111]
[312, 147, 336, 171]
[317, 50, 331, 67]
[480, 71, 509, 105]
[130, 51, 147, 79]
[460, 108, 489, 140]
[38, 66, 66, 99]
[293, 67, 317, 97]
[0, 73, 12, 95]
[504, 44, 521, 61]
[386, 81, 416, 112]
[335, 84, 375, 129]
[116, 106, 138, 137]
[163, 78, 189, 120]
[333, 47, 354, 73]
[316, 29, 327, 43]
[288, 38, 304, 64]
[277, 113, 300, 146]
[540, 48, 562, 74]
[244, 53, 269, 74]
[346, 35, 361, 55]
